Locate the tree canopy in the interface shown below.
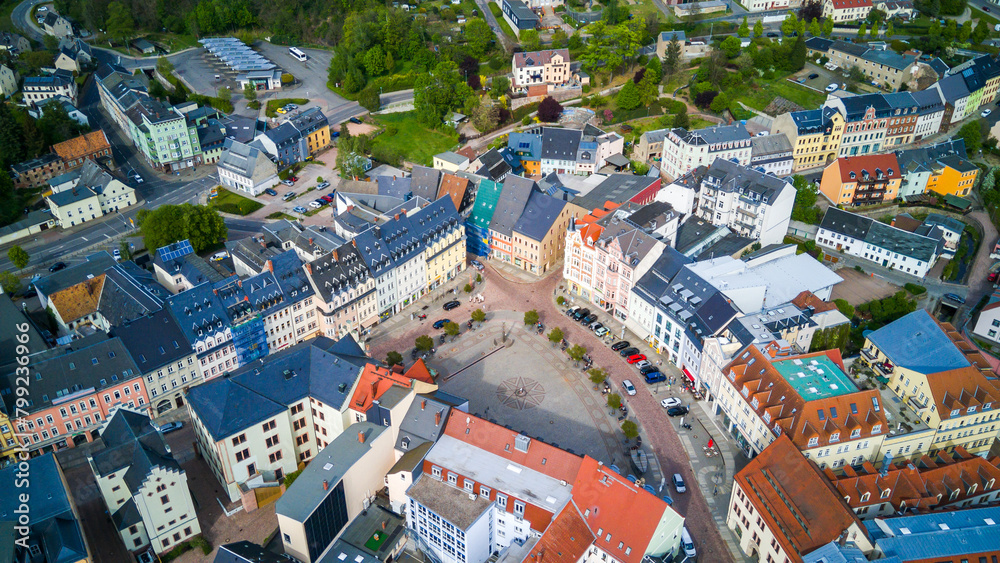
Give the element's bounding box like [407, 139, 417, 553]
[137, 203, 227, 253]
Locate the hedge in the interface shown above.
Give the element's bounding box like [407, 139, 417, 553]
[903, 283, 926, 295]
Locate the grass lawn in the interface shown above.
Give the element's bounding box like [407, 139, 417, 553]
[265, 98, 311, 117]
[736, 79, 827, 112]
[209, 187, 264, 216]
[629, 0, 661, 23]
[971, 7, 1000, 25]
[144, 32, 201, 53]
[0, 0, 19, 32]
[266, 211, 297, 220]
[371, 111, 460, 166]
[488, 2, 517, 39]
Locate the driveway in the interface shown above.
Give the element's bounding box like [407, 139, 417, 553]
[830, 267, 900, 306]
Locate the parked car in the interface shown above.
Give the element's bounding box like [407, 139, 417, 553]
[470, 260, 485, 271]
[443, 300, 460, 311]
[321, 195, 334, 203]
[639, 365, 658, 375]
[134, 174, 143, 184]
[37, 6, 47, 11]
[566, 306, 580, 317]
[672, 473, 686, 493]
[619, 347, 639, 357]
[681, 527, 697, 558]
[286, 104, 298, 110]
[292, 206, 308, 213]
[611, 341, 631, 352]
[281, 179, 295, 186]
[595, 326, 610, 337]
[156, 421, 183, 434]
[317, 181, 331, 189]
[808, 73, 819, 79]
[622, 379, 636, 396]
[766, 32, 779, 37]
[982, 109, 993, 118]
[211, 252, 228, 261]
[626, 354, 646, 364]
[582, 313, 598, 325]
[113, 248, 121, 261]
[276, 107, 288, 114]
[590, 322, 603, 332]
[264, 188, 278, 196]
[573, 308, 591, 321]
[635, 360, 651, 370]
[644, 372, 666, 384]
[667, 405, 689, 417]
[433, 318, 451, 329]
[661, 397, 682, 408]
[21, 286, 37, 299]
[944, 293, 966, 304]
[308, 200, 323, 208]
[349, 117, 363, 124]
[283, 192, 296, 201]
[825, 83, 839, 92]
[49, 262, 67, 272]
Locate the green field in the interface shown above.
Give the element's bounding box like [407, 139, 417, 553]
[737, 78, 828, 112]
[488, 2, 517, 39]
[209, 187, 264, 216]
[371, 111, 460, 166]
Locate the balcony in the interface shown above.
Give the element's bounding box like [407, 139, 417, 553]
[861, 347, 879, 362]
[873, 360, 895, 377]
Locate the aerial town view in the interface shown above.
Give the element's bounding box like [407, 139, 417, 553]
[3, 0, 1000, 560]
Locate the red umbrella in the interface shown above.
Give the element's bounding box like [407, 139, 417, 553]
[707, 439, 714, 449]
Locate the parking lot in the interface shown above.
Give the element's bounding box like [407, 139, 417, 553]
[830, 266, 901, 306]
[792, 62, 843, 93]
[170, 48, 239, 97]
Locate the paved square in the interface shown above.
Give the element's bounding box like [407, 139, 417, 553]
[432, 325, 619, 464]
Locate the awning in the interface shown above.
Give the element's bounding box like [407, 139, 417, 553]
[682, 367, 695, 384]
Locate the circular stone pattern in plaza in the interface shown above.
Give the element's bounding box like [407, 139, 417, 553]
[496, 376, 545, 410]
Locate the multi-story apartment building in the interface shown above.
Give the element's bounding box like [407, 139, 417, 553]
[490, 175, 536, 265]
[0, 63, 18, 98]
[639, 123, 752, 180]
[728, 435, 873, 563]
[771, 107, 844, 172]
[89, 408, 200, 556]
[749, 133, 794, 176]
[859, 310, 1000, 458]
[511, 190, 581, 275]
[511, 49, 571, 89]
[466, 178, 502, 257]
[241, 250, 319, 353]
[10, 152, 65, 189]
[0, 334, 150, 455]
[925, 154, 979, 197]
[126, 97, 203, 172]
[819, 154, 901, 207]
[414, 198, 466, 289]
[405, 413, 685, 563]
[882, 92, 919, 147]
[693, 159, 794, 246]
[95, 64, 151, 135]
[52, 130, 113, 171]
[255, 122, 307, 168]
[716, 342, 889, 467]
[46, 184, 103, 228]
[894, 139, 969, 198]
[821, 0, 873, 22]
[910, 87, 945, 141]
[22, 69, 77, 105]
[288, 107, 330, 155]
[816, 207, 943, 278]
[306, 243, 379, 341]
[217, 138, 279, 196]
[931, 55, 1000, 130]
[807, 39, 918, 90]
[826, 94, 892, 157]
[353, 215, 426, 321]
[508, 126, 624, 176]
[165, 280, 255, 382]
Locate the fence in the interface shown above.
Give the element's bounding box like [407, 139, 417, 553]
[563, 3, 602, 23]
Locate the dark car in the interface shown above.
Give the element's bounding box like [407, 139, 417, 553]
[644, 372, 666, 384]
[566, 306, 579, 317]
[573, 308, 591, 321]
[639, 365, 659, 375]
[443, 300, 460, 311]
[611, 341, 631, 352]
[49, 262, 67, 272]
[766, 32, 779, 37]
[582, 314, 598, 324]
[619, 347, 639, 357]
[944, 293, 966, 304]
[21, 286, 37, 299]
[156, 421, 183, 433]
[349, 117, 363, 124]
[264, 188, 278, 196]
[808, 73, 819, 79]
[667, 406, 689, 417]
[433, 319, 451, 329]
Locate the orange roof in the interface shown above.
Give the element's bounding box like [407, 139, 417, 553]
[526, 503, 595, 563]
[571, 456, 672, 563]
[456, 146, 478, 162]
[726, 344, 887, 451]
[437, 173, 469, 212]
[572, 202, 620, 248]
[442, 413, 583, 483]
[735, 435, 863, 559]
[350, 363, 423, 412]
[923, 365, 1000, 420]
[404, 358, 435, 385]
[49, 274, 105, 324]
[790, 291, 838, 314]
[828, 447, 1000, 513]
[834, 154, 900, 183]
[52, 130, 110, 162]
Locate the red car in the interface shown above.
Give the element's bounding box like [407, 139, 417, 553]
[321, 195, 334, 203]
[627, 354, 647, 364]
[289, 176, 299, 182]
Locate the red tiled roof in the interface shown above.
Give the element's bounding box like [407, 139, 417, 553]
[571, 457, 673, 563]
[526, 503, 595, 563]
[442, 414, 583, 483]
[572, 203, 620, 248]
[350, 363, 423, 412]
[513, 49, 571, 69]
[735, 435, 864, 558]
[404, 359, 436, 385]
[923, 365, 1000, 420]
[790, 291, 838, 314]
[829, 0, 872, 8]
[52, 130, 110, 162]
[437, 173, 469, 212]
[835, 154, 900, 183]
[456, 146, 478, 162]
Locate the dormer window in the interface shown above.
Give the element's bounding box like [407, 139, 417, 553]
[881, 488, 891, 499]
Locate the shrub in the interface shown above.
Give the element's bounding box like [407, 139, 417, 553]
[556, 295, 565, 305]
[464, 283, 473, 293]
[281, 73, 294, 85]
[904, 282, 926, 295]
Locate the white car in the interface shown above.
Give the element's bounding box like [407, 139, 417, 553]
[661, 397, 683, 409]
[825, 83, 838, 93]
[308, 200, 323, 208]
[622, 379, 636, 396]
[37, 6, 47, 11]
[595, 326, 610, 337]
[755, 130, 769, 137]
[133, 174, 143, 183]
[983, 109, 993, 118]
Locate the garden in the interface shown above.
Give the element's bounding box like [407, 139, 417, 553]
[369, 111, 461, 167]
[208, 187, 265, 216]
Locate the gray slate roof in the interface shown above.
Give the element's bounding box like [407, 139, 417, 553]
[409, 166, 442, 201]
[572, 174, 657, 211]
[112, 309, 193, 373]
[92, 408, 181, 494]
[489, 175, 536, 236]
[395, 394, 454, 452]
[214, 542, 289, 563]
[820, 207, 941, 262]
[513, 190, 567, 242]
[218, 138, 272, 178]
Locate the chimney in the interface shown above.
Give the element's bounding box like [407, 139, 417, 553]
[382, 520, 387, 530]
[370, 380, 378, 398]
[323, 479, 329, 491]
[358, 430, 365, 443]
[435, 411, 442, 426]
[259, 238, 266, 248]
[394, 214, 400, 221]
[331, 249, 339, 261]
[421, 399, 427, 410]
[309, 237, 314, 246]
[304, 263, 312, 274]
[266, 260, 274, 273]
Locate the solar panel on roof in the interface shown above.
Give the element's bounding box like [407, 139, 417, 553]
[157, 239, 194, 262]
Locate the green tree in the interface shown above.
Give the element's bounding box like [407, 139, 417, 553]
[157, 56, 174, 76]
[137, 204, 227, 253]
[465, 18, 493, 57]
[833, 298, 855, 319]
[886, 21, 895, 37]
[358, 87, 381, 112]
[415, 334, 434, 351]
[413, 59, 472, 126]
[7, 246, 30, 270]
[616, 80, 641, 110]
[218, 86, 231, 102]
[638, 69, 659, 104]
[548, 327, 564, 345]
[621, 420, 639, 440]
[973, 20, 989, 44]
[524, 310, 540, 326]
[105, 1, 135, 47]
[790, 35, 807, 70]
[472, 102, 500, 132]
[588, 367, 609, 386]
[720, 35, 742, 58]
[857, 24, 867, 38]
[822, 18, 834, 36]
[869, 24, 879, 38]
[445, 321, 461, 337]
[958, 20, 971, 42]
[607, 392, 622, 410]
[567, 344, 587, 362]
[790, 175, 822, 224]
[471, 308, 486, 323]
[364, 45, 386, 76]
[754, 19, 764, 37]
[710, 91, 729, 113]
[664, 33, 682, 77]
[243, 84, 257, 103]
[520, 29, 541, 51]
[646, 55, 663, 84]
[809, 18, 821, 36]
[781, 13, 798, 35]
[738, 16, 750, 37]
[0, 271, 21, 295]
[582, 19, 643, 80]
[955, 120, 982, 155]
[385, 351, 404, 366]
[36, 102, 87, 148]
[491, 76, 510, 98]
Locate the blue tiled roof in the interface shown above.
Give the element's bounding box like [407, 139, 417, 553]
[866, 309, 969, 374]
[864, 506, 1000, 562]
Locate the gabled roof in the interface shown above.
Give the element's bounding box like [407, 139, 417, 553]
[832, 154, 900, 183]
[48, 273, 104, 323]
[51, 130, 110, 162]
[866, 310, 973, 374]
[490, 175, 536, 237]
[513, 49, 570, 68]
[437, 173, 469, 211]
[513, 189, 567, 242]
[410, 165, 442, 201]
[92, 408, 181, 493]
[395, 393, 455, 452]
[526, 503, 594, 563]
[541, 127, 583, 160]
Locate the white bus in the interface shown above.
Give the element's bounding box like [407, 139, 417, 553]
[289, 47, 307, 62]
